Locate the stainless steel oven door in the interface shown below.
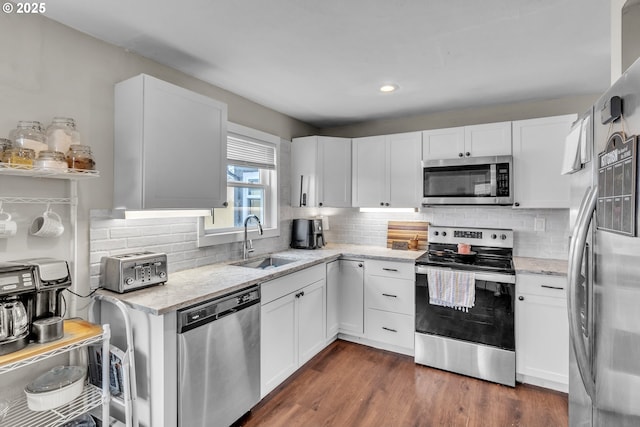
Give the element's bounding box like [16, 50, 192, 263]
[414, 265, 516, 386]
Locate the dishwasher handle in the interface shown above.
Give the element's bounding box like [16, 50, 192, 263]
[177, 285, 260, 333]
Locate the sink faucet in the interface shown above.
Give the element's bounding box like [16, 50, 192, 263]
[243, 215, 264, 260]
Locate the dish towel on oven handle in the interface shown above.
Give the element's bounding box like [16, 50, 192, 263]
[426, 268, 476, 312]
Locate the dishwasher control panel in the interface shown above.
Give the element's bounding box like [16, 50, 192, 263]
[177, 285, 260, 333]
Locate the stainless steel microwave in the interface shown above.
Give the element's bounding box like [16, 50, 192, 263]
[421, 155, 513, 206]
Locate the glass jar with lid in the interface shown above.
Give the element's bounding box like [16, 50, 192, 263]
[46, 117, 80, 154]
[2, 147, 35, 168]
[66, 144, 95, 170]
[9, 121, 47, 155]
[34, 150, 68, 170]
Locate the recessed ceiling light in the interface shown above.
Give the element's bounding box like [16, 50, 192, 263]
[379, 84, 399, 93]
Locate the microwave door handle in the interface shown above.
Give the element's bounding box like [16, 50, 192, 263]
[490, 164, 497, 196]
[567, 185, 597, 401]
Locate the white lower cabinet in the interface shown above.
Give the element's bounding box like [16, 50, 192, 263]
[326, 259, 365, 341]
[516, 273, 569, 392]
[363, 260, 415, 354]
[260, 264, 326, 397]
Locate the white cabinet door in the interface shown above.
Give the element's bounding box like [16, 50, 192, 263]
[326, 260, 340, 339]
[338, 260, 365, 335]
[291, 136, 318, 207]
[464, 121, 512, 158]
[352, 136, 387, 207]
[318, 137, 352, 207]
[115, 74, 227, 209]
[516, 274, 569, 392]
[291, 136, 351, 208]
[298, 279, 326, 365]
[512, 114, 577, 208]
[352, 133, 422, 207]
[261, 293, 297, 397]
[422, 127, 465, 160]
[388, 132, 422, 207]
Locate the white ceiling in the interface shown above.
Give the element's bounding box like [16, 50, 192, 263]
[43, 0, 611, 128]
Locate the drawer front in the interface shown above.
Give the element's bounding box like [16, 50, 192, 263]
[262, 263, 325, 304]
[365, 309, 414, 349]
[517, 273, 566, 299]
[365, 259, 414, 280]
[365, 275, 414, 315]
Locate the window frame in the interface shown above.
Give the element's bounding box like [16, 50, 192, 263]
[197, 122, 280, 248]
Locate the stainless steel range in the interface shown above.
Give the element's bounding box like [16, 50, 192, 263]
[414, 226, 516, 386]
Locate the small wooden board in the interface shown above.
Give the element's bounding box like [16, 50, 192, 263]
[0, 319, 102, 367]
[386, 221, 428, 250]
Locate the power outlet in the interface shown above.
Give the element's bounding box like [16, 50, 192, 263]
[534, 217, 546, 232]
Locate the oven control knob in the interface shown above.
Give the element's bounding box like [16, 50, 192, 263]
[500, 234, 507, 240]
[159, 271, 167, 279]
[125, 277, 134, 286]
[442, 232, 447, 237]
[491, 234, 497, 239]
[434, 231, 439, 236]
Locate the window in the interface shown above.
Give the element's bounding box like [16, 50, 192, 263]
[198, 123, 279, 247]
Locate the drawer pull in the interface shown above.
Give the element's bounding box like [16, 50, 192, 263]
[382, 293, 397, 298]
[382, 326, 397, 333]
[541, 285, 564, 290]
[382, 268, 399, 272]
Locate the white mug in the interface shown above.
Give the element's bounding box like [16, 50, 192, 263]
[0, 212, 17, 238]
[30, 209, 64, 238]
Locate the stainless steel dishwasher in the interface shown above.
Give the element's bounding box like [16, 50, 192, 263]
[177, 285, 260, 427]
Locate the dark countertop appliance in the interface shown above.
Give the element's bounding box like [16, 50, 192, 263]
[291, 219, 325, 249]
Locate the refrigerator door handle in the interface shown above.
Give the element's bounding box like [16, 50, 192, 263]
[567, 185, 598, 401]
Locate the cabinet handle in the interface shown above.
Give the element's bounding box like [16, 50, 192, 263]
[382, 327, 397, 333]
[382, 268, 398, 272]
[465, 152, 471, 157]
[358, 263, 363, 268]
[319, 202, 323, 207]
[222, 201, 228, 207]
[541, 285, 564, 290]
[382, 293, 397, 298]
[385, 202, 390, 206]
[295, 291, 305, 298]
[458, 153, 464, 157]
[518, 296, 524, 301]
[380, 202, 384, 206]
[514, 202, 520, 207]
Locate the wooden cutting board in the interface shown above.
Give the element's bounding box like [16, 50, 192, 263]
[386, 221, 429, 250]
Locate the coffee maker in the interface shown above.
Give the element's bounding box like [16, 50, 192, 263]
[291, 218, 325, 249]
[19, 258, 71, 343]
[0, 262, 37, 356]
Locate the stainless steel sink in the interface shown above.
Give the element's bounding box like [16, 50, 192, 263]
[234, 256, 297, 269]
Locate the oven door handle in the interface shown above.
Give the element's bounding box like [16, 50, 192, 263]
[415, 265, 515, 284]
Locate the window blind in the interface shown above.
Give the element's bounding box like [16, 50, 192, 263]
[227, 134, 276, 169]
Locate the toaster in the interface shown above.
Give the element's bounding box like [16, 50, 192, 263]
[101, 252, 168, 293]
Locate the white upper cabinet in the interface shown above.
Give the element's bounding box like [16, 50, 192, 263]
[512, 114, 577, 208]
[114, 74, 227, 209]
[291, 136, 351, 208]
[352, 132, 422, 207]
[422, 122, 512, 160]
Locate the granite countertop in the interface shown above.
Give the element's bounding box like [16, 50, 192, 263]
[99, 243, 426, 315]
[513, 257, 568, 276]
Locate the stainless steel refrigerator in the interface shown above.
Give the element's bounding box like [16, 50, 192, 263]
[566, 57, 640, 426]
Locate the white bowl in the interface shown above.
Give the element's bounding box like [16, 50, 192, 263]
[25, 366, 85, 411]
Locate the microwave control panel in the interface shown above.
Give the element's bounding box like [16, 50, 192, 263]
[496, 163, 510, 196]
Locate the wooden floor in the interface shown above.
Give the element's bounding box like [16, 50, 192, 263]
[240, 340, 568, 427]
